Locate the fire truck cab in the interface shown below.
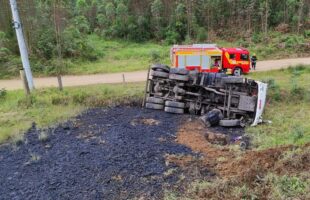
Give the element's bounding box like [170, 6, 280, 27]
[171, 44, 250, 76]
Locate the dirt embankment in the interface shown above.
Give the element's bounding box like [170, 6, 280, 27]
[169, 119, 310, 199]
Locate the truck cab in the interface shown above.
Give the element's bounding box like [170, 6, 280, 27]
[221, 48, 250, 76]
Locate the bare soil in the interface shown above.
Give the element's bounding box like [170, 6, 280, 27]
[170, 119, 310, 199]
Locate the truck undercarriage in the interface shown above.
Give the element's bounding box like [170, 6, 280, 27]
[143, 64, 268, 127]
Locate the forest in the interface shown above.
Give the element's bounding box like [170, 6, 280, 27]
[0, 0, 309, 77]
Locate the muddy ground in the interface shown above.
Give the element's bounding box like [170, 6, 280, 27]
[1, 106, 309, 200]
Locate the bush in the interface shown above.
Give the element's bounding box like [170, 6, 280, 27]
[149, 50, 161, 63]
[62, 26, 100, 61]
[0, 31, 11, 63]
[51, 95, 70, 105]
[196, 27, 207, 42]
[290, 86, 306, 100]
[184, 34, 193, 44]
[251, 32, 263, 43]
[35, 28, 56, 59]
[0, 89, 7, 99]
[291, 126, 304, 143]
[304, 30, 310, 38]
[17, 95, 37, 108]
[263, 78, 281, 101]
[72, 92, 88, 105]
[290, 67, 306, 100]
[283, 35, 305, 48]
[273, 176, 308, 198]
[165, 30, 181, 44]
[73, 15, 90, 34]
[237, 39, 249, 47]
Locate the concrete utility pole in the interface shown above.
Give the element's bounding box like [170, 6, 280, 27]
[9, 0, 34, 90]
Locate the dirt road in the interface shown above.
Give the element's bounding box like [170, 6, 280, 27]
[1, 57, 310, 91]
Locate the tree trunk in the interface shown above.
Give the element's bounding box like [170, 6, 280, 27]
[264, 0, 268, 38]
[53, 0, 64, 91]
[297, 0, 304, 34]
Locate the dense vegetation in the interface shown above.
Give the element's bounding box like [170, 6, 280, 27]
[0, 0, 309, 78]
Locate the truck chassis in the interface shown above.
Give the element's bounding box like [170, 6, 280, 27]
[143, 64, 268, 127]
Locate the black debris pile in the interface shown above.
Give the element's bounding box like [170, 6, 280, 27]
[0, 107, 201, 200]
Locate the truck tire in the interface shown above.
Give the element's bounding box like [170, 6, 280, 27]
[233, 67, 242, 76]
[164, 107, 184, 114]
[219, 119, 240, 127]
[146, 97, 164, 104]
[165, 101, 185, 108]
[222, 77, 245, 84]
[170, 68, 189, 75]
[145, 103, 164, 110]
[169, 74, 189, 82]
[151, 70, 169, 78]
[151, 64, 170, 73]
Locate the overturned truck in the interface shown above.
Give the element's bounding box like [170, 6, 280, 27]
[143, 64, 268, 127]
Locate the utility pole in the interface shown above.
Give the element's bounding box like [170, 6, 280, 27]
[9, 0, 34, 91]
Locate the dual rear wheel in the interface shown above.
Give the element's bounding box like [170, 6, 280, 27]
[164, 101, 185, 114]
[145, 97, 185, 114]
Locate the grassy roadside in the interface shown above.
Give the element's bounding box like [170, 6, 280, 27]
[0, 82, 144, 143]
[1, 32, 309, 79]
[247, 65, 310, 149]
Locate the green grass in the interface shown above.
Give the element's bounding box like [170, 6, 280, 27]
[0, 82, 144, 143]
[246, 65, 310, 149]
[68, 35, 171, 75]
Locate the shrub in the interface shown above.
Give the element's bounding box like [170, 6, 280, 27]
[290, 67, 306, 100]
[196, 27, 207, 42]
[149, 50, 161, 63]
[284, 35, 305, 48]
[251, 32, 263, 43]
[291, 126, 304, 143]
[72, 92, 88, 105]
[184, 34, 193, 44]
[35, 28, 56, 59]
[0, 88, 7, 99]
[237, 39, 249, 47]
[0, 31, 11, 63]
[262, 78, 281, 101]
[62, 26, 100, 61]
[17, 95, 37, 108]
[304, 30, 310, 38]
[51, 95, 70, 105]
[73, 15, 90, 34]
[165, 30, 181, 45]
[272, 176, 308, 198]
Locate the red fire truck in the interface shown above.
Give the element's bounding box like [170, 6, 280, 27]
[170, 44, 251, 76]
